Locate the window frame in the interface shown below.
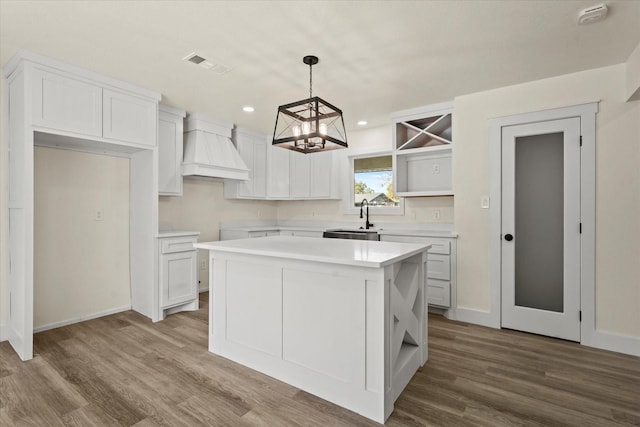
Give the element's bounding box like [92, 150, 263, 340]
[345, 150, 405, 216]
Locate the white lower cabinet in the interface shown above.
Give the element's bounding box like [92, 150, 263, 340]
[157, 233, 199, 320]
[379, 234, 456, 309]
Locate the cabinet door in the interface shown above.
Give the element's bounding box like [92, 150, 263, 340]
[103, 89, 157, 147]
[32, 69, 102, 136]
[290, 151, 310, 198]
[268, 146, 290, 198]
[158, 116, 183, 195]
[236, 138, 254, 197]
[161, 251, 197, 308]
[309, 151, 332, 198]
[253, 141, 267, 198]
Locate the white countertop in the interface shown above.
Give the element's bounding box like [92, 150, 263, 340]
[220, 221, 457, 238]
[156, 230, 200, 238]
[195, 236, 431, 268]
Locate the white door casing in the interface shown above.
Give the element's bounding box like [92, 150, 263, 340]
[500, 118, 581, 341]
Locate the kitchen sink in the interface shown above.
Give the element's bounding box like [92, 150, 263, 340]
[322, 229, 380, 241]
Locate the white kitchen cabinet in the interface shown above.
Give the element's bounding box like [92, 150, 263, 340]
[290, 151, 311, 198]
[158, 105, 186, 196]
[31, 68, 103, 137]
[267, 145, 290, 198]
[157, 232, 200, 320]
[379, 234, 456, 309]
[103, 89, 157, 147]
[290, 150, 337, 199]
[224, 128, 267, 199]
[30, 65, 158, 149]
[392, 102, 453, 197]
[278, 229, 323, 238]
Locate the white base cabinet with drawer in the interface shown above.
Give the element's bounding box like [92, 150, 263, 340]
[157, 232, 200, 321]
[379, 234, 456, 310]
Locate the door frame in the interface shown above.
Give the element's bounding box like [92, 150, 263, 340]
[488, 102, 598, 346]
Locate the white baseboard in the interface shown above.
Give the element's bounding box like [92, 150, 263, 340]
[199, 286, 209, 293]
[33, 305, 131, 333]
[451, 307, 500, 329]
[0, 321, 7, 342]
[586, 330, 640, 357]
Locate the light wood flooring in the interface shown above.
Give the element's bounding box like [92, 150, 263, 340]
[1, 292, 638, 426]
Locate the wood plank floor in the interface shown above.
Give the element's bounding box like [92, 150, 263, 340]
[1, 292, 638, 426]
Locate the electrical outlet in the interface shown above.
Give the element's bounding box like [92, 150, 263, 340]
[200, 260, 207, 270]
[94, 208, 104, 221]
[432, 163, 440, 174]
[433, 209, 441, 220]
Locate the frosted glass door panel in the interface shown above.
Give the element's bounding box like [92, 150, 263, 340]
[514, 133, 564, 312]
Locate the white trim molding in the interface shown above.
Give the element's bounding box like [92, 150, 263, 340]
[32, 305, 131, 334]
[453, 307, 500, 329]
[0, 322, 7, 342]
[486, 102, 625, 351]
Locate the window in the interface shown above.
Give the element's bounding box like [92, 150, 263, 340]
[347, 152, 404, 215]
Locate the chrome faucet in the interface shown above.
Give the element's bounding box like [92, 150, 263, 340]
[360, 199, 374, 230]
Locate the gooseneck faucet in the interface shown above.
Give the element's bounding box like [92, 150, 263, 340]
[360, 199, 374, 230]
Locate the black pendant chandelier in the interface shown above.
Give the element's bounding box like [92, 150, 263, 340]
[272, 55, 348, 154]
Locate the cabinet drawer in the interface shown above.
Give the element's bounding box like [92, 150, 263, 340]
[379, 235, 450, 254]
[161, 237, 198, 254]
[427, 254, 450, 280]
[427, 280, 451, 308]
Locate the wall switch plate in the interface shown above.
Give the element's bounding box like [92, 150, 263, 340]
[481, 196, 490, 209]
[94, 208, 104, 221]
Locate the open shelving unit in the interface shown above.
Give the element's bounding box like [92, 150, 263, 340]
[392, 102, 453, 197]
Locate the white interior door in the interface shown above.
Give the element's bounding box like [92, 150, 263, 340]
[501, 118, 581, 341]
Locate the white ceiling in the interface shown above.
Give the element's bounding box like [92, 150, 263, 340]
[1, 1, 639, 135]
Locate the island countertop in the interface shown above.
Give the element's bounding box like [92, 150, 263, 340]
[194, 235, 429, 268]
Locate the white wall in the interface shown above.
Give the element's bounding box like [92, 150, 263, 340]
[159, 178, 278, 289]
[454, 63, 640, 338]
[33, 147, 131, 330]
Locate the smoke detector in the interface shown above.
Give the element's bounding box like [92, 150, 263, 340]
[182, 52, 232, 75]
[578, 4, 608, 25]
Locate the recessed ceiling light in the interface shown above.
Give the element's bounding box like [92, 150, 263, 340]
[357, 120, 368, 126]
[243, 106, 255, 113]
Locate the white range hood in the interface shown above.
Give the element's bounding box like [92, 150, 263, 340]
[182, 113, 249, 181]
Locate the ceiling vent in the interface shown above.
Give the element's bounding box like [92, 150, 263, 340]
[182, 52, 232, 75]
[578, 4, 608, 25]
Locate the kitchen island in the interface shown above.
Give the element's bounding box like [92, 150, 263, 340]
[195, 236, 430, 423]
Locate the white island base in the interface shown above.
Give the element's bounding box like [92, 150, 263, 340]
[195, 236, 430, 423]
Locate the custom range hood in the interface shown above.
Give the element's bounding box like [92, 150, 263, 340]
[182, 113, 249, 181]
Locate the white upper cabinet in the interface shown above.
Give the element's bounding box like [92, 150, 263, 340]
[225, 133, 339, 200]
[158, 105, 186, 196]
[267, 144, 290, 199]
[290, 151, 311, 198]
[392, 102, 454, 197]
[23, 52, 160, 150]
[224, 128, 267, 199]
[32, 68, 103, 137]
[103, 89, 157, 147]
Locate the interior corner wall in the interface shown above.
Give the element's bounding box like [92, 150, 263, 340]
[0, 75, 7, 340]
[158, 178, 278, 290]
[454, 63, 640, 338]
[33, 146, 132, 330]
[626, 40, 640, 101]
